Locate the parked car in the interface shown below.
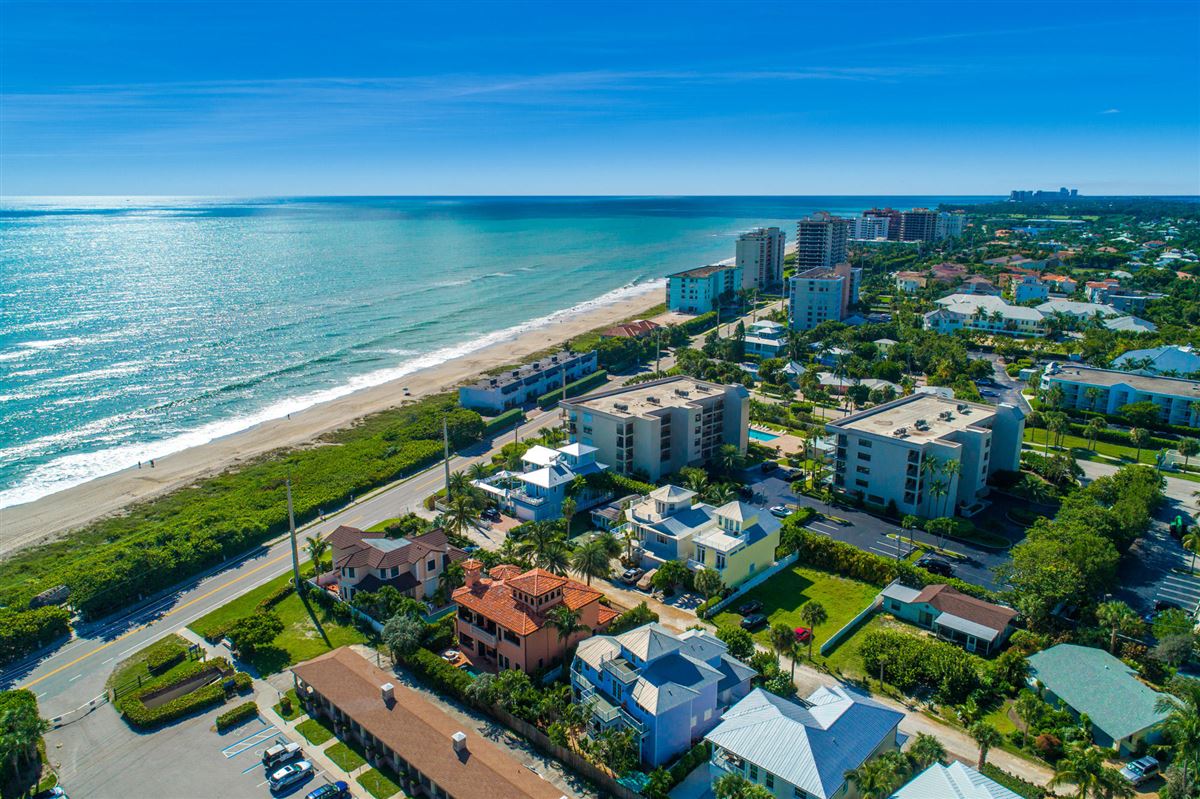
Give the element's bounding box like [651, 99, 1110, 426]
[306, 781, 350, 799]
[621, 567, 644, 584]
[32, 788, 67, 799]
[793, 626, 812, 643]
[916, 555, 953, 577]
[769, 505, 793, 519]
[737, 599, 763, 616]
[636, 568, 657, 592]
[481, 507, 501, 522]
[1155, 599, 1181, 613]
[741, 613, 768, 631]
[1119, 756, 1160, 787]
[262, 741, 303, 770]
[269, 761, 314, 792]
[761, 460, 777, 473]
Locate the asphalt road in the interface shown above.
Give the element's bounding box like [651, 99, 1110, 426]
[0, 408, 563, 716]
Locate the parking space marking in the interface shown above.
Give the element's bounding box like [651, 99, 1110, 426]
[805, 525, 831, 537]
[222, 723, 278, 759]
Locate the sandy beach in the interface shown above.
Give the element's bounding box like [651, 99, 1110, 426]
[0, 286, 668, 556]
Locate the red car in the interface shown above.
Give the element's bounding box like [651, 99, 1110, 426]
[794, 627, 812, 643]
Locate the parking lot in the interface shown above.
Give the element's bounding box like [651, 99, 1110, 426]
[46, 700, 344, 799]
[1117, 511, 1200, 616]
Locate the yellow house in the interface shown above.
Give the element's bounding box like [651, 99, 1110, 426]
[626, 486, 782, 589]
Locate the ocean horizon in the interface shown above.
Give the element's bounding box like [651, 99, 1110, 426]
[0, 195, 996, 508]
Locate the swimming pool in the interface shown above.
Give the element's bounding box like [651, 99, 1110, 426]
[748, 429, 781, 442]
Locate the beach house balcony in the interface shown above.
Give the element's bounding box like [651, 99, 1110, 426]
[577, 683, 646, 739]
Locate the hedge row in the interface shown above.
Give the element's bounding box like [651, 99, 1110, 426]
[0, 395, 484, 625]
[0, 606, 71, 669]
[1063, 421, 1173, 450]
[979, 764, 1046, 799]
[121, 678, 226, 728]
[537, 370, 609, 409]
[677, 311, 718, 335]
[399, 647, 473, 699]
[146, 639, 187, 675]
[198, 581, 296, 644]
[605, 602, 659, 636]
[482, 408, 525, 437]
[216, 701, 259, 732]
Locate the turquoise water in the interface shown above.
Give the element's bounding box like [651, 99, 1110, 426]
[0, 196, 991, 507]
[748, 429, 781, 442]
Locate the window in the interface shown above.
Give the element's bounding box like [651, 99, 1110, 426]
[427, 559, 436, 572]
[855, 479, 868, 488]
[858, 439, 872, 448]
[857, 452, 871, 461]
[749, 764, 758, 780]
[856, 465, 870, 475]
[766, 774, 775, 789]
[716, 553, 726, 569]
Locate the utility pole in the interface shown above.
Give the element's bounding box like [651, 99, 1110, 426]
[654, 329, 661, 375]
[286, 477, 302, 591]
[442, 417, 451, 498]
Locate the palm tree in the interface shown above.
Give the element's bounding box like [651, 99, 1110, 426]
[940, 459, 962, 516]
[684, 470, 709, 494]
[1180, 437, 1200, 468]
[1015, 690, 1043, 749]
[704, 482, 736, 506]
[1155, 677, 1200, 796]
[844, 752, 907, 799]
[1085, 416, 1105, 451]
[906, 732, 947, 770]
[693, 568, 723, 606]
[714, 444, 741, 476]
[446, 494, 479, 537]
[0, 698, 49, 780]
[1182, 528, 1200, 574]
[713, 773, 774, 799]
[1084, 386, 1102, 411]
[1050, 741, 1110, 798]
[560, 496, 577, 529]
[1046, 411, 1069, 452]
[798, 601, 827, 662]
[969, 721, 1001, 769]
[305, 534, 329, 576]
[468, 461, 489, 482]
[570, 539, 612, 585]
[447, 469, 469, 497]
[546, 604, 590, 648]
[518, 523, 570, 574]
[531, 540, 570, 575]
[769, 621, 795, 669]
[1095, 600, 1139, 654]
[1130, 427, 1150, 463]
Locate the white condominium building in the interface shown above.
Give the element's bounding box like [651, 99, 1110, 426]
[796, 212, 850, 271]
[924, 294, 1046, 337]
[849, 215, 890, 241]
[789, 263, 862, 331]
[1040, 362, 1200, 427]
[560, 376, 749, 481]
[826, 394, 1025, 517]
[935, 212, 966, 239]
[735, 227, 786, 291]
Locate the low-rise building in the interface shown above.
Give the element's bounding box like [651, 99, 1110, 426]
[561, 377, 749, 481]
[329, 525, 465, 602]
[742, 319, 788, 359]
[1009, 274, 1049, 304]
[1035, 299, 1119, 321]
[1111, 344, 1200, 377]
[601, 319, 660, 339]
[1041, 274, 1077, 294]
[706, 686, 903, 799]
[924, 294, 1046, 338]
[625, 485, 782, 588]
[893, 270, 927, 293]
[826, 393, 1025, 517]
[1040, 362, 1200, 426]
[1027, 644, 1170, 755]
[452, 561, 617, 674]
[459, 350, 599, 413]
[959, 276, 1001, 295]
[292, 648, 566, 799]
[789, 263, 861, 330]
[471, 442, 608, 522]
[891, 762, 1023, 799]
[667, 263, 742, 314]
[880, 581, 1017, 655]
[571, 623, 755, 767]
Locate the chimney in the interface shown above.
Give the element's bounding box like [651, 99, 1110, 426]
[462, 559, 483, 589]
[380, 682, 394, 703]
[452, 731, 467, 754]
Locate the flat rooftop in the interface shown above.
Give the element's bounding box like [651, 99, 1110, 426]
[833, 394, 996, 441]
[669, 263, 735, 279]
[1046, 364, 1200, 398]
[466, 349, 591, 391]
[564, 376, 731, 417]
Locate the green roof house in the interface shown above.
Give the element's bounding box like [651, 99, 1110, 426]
[1026, 644, 1170, 755]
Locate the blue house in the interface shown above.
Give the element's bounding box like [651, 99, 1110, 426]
[570, 623, 755, 767]
[471, 442, 608, 522]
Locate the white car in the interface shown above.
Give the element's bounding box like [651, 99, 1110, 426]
[769, 505, 794, 519]
[270, 760, 314, 792]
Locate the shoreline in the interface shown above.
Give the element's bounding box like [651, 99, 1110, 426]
[0, 282, 668, 556]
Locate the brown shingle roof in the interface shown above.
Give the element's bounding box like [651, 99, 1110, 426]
[331, 526, 464, 571]
[292, 649, 565, 799]
[913, 584, 1017, 632]
[453, 566, 604, 636]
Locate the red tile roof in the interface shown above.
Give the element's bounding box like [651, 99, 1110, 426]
[453, 565, 605, 636]
[292, 648, 564, 799]
[602, 319, 661, 338]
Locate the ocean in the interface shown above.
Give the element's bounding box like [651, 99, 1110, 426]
[0, 195, 994, 507]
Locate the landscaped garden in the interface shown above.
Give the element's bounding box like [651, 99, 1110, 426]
[295, 716, 334, 746]
[357, 766, 405, 799]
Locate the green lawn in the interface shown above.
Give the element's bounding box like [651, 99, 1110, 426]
[984, 700, 1018, 736]
[326, 740, 368, 772]
[712, 565, 879, 660]
[189, 567, 309, 640]
[273, 688, 302, 721]
[107, 633, 195, 691]
[358, 767, 405, 799]
[1023, 429, 1150, 463]
[295, 717, 334, 745]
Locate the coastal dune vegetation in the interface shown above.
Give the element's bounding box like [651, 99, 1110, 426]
[0, 394, 483, 665]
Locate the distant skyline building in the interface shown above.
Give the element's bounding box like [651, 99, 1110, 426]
[1010, 188, 1080, 201]
[935, 211, 966, 239]
[848, 215, 890, 241]
[795, 212, 850, 271]
[899, 208, 938, 242]
[735, 226, 785, 291]
[863, 207, 904, 241]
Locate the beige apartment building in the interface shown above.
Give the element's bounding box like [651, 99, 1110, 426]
[826, 394, 1025, 518]
[560, 377, 749, 481]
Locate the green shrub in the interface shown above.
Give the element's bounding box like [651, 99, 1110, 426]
[146, 640, 187, 674]
[0, 606, 71, 669]
[678, 311, 718, 335]
[400, 647, 473, 699]
[606, 602, 659, 635]
[121, 681, 226, 728]
[216, 701, 259, 731]
[859, 628, 979, 702]
[537, 370, 608, 409]
[979, 764, 1046, 798]
[233, 672, 253, 693]
[481, 407, 524, 436]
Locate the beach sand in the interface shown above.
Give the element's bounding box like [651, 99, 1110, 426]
[0, 287, 668, 556]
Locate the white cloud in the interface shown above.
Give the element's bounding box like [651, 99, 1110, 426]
[1101, 108, 1120, 114]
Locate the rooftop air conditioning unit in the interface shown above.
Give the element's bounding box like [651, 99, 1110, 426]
[647, 396, 660, 405]
[957, 404, 970, 413]
[614, 402, 629, 412]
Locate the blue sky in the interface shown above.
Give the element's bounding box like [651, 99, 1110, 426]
[2, 1, 1198, 195]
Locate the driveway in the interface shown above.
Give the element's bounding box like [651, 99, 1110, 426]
[744, 472, 1008, 591]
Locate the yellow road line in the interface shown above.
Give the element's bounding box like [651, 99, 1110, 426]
[20, 552, 291, 690]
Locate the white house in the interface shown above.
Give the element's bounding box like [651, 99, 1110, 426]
[471, 442, 608, 521]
